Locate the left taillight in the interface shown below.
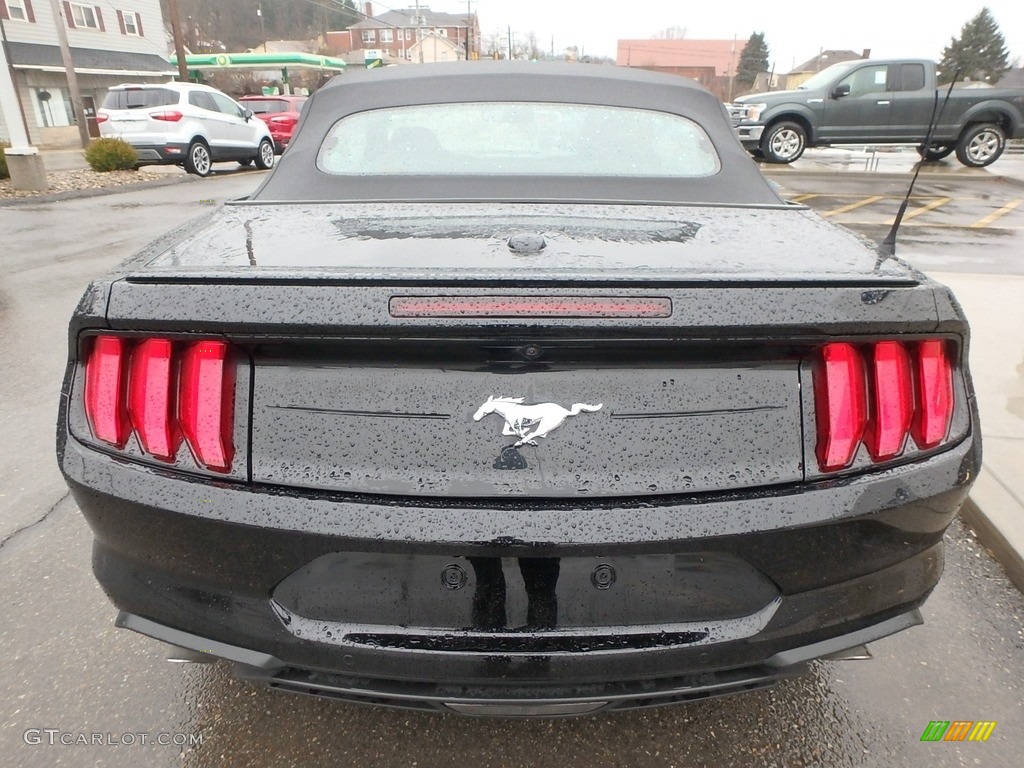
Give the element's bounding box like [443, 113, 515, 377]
[82, 335, 235, 472]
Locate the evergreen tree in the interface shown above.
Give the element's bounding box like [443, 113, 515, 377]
[735, 32, 769, 92]
[938, 8, 1010, 84]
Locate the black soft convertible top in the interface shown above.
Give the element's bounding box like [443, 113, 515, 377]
[249, 62, 782, 206]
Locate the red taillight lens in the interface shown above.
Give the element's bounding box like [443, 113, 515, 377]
[865, 341, 914, 461]
[814, 342, 868, 471]
[96, 112, 109, 124]
[84, 336, 131, 448]
[179, 341, 235, 472]
[127, 338, 181, 461]
[150, 110, 183, 122]
[912, 340, 954, 449]
[815, 338, 957, 472]
[81, 335, 234, 471]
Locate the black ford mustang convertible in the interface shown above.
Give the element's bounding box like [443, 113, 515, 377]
[57, 63, 980, 717]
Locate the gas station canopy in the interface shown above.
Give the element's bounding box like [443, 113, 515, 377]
[169, 52, 347, 73]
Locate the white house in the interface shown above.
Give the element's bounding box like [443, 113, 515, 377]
[0, 1, 174, 146]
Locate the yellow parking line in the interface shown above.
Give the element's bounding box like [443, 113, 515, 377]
[891, 196, 951, 223]
[790, 194, 818, 202]
[835, 221, 1023, 230]
[970, 198, 1024, 228]
[822, 195, 884, 217]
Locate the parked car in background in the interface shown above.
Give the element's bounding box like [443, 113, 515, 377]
[730, 58, 1024, 166]
[61, 63, 980, 718]
[239, 95, 308, 153]
[98, 82, 276, 176]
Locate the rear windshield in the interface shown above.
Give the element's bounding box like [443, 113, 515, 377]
[243, 99, 304, 114]
[102, 88, 178, 110]
[317, 102, 721, 177]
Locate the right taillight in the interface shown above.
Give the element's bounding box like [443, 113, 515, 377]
[815, 339, 955, 472]
[150, 110, 183, 122]
[83, 335, 235, 473]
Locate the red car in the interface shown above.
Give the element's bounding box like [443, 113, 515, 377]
[239, 95, 307, 153]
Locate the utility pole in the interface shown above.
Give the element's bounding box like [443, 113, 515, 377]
[47, 0, 89, 148]
[258, 3, 267, 52]
[415, 0, 425, 63]
[466, 0, 472, 60]
[508, 27, 513, 60]
[166, 0, 189, 81]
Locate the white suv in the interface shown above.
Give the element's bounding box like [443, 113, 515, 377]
[98, 82, 276, 177]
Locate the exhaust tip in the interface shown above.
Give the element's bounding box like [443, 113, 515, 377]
[823, 644, 873, 661]
[163, 643, 217, 664]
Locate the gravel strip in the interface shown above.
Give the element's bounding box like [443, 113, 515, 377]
[0, 167, 183, 201]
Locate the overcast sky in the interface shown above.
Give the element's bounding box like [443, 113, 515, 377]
[464, 0, 1024, 71]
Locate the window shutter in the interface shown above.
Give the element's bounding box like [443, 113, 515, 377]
[24, 0, 34, 23]
[95, 6, 104, 31]
[0, 2, 8, 22]
[116, 9, 125, 34]
[135, 12, 143, 37]
[62, 0, 75, 28]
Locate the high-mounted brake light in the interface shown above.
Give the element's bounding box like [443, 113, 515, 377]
[390, 296, 673, 318]
[82, 336, 235, 472]
[84, 336, 131, 448]
[814, 343, 867, 472]
[912, 340, 954, 449]
[179, 341, 235, 472]
[127, 338, 180, 461]
[864, 341, 914, 461]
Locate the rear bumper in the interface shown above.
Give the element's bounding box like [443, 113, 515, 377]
[118, 609, 922, 716]
[59, 425, 978, 714]
[115, 142, 190, 164]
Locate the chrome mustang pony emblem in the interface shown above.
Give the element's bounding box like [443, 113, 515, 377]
[473, 396, 603, 447]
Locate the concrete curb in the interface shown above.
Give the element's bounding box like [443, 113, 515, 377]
[0, 173, 197, 207]
[960, 467, 1024, 594]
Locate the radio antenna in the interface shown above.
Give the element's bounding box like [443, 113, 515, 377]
[878, 70, 960, 258]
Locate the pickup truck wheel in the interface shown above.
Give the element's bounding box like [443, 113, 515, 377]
[917, 144, 953, 161]
[761, 121, 806, 164]
[955, 123, 1006, 168]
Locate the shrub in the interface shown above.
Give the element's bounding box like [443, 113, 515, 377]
[84, 138, 138, 172]
[0, 142, 9, 180]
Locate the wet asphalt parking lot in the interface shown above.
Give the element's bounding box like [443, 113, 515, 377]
[1, 168, 1022, 767]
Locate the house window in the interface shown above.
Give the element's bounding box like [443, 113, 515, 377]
[379, 29, 392, 43]
[437, 28, 447, 37]
[404, 28, 413, 41]
[32, 87, 74, 128]
[70, 3, 99, 29]
[361, 29, 375, 44]
[121, 10, 138, 35]
[6, 1, 29, 21]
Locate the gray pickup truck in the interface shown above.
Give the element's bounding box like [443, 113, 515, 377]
[730, 58, 1024, 167]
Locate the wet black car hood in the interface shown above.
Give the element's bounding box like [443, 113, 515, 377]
[137, 202, 918, 285]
